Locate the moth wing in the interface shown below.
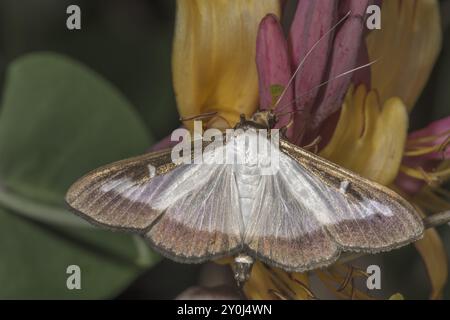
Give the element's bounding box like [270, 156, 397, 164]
[145, 164, 243, 262]
[66, 146, 244, 262]
[243, 172, 341, 272]
[66, 149, 176, 231]
[279, 139, 424, 253]
[244, 138, 423, 272]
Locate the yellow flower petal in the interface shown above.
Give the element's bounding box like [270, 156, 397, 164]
[315, 265, 374, 300]
[366, 0, 442, 110]
[414, 229, 448, 299]
[414, 185, 450, 213]
[414, 206, 448, 299]
[320, 85, 408, 185]
[172, 0, 281, 131]
[243, 262, 313, 300]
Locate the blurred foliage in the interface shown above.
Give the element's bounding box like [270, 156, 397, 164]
[0, 52, 160, 298]
[0, 0, 179, 139]
[0, 0, 183, 299]
[0, 53, 153, 204]
[433, 17, 450, 121]
[0, 0, 448, 299]
[411, 0, 450, 128]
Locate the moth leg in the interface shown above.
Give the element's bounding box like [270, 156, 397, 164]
[279, 117, 294, 139]
[262, 265, 298, 300]
[265, 265, 318, 300]
[337, 265, 354, 292]
[288, 274, 317, 300]
[268, 289, 290, 300]
[179, 111, 218, 122]
[302, 136, 322, 154]
[335, 265, 371, 300]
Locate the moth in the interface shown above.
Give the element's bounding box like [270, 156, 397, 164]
[66, 110, 424, 284]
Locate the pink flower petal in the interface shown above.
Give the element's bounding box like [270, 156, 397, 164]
[396, 116, 450, 194]
[409, 116, 450, 140]
[352, 43, 371, 87]
[256, 14, 294, 138]
[395, 171, 428, 195]
[395, 160, 440, 195]
[289, 0, 337, 144]
[409, 116, 450, 160]
[311, 0, 369, 130]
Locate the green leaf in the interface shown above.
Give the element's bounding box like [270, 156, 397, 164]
[0, 207, 145, 299]
[0, 52, 160, 298]
[0, 52, 153, 204]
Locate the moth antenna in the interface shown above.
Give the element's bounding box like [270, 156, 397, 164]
[275, 59, 377, 145]
[179, 111, 218, 122]
[272, 10, 352, 110]
[276, 109, 305, 118]
[275, 59, 379, 115]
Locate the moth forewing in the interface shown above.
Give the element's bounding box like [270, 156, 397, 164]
[279, 138, 424, 252]
[65, 149, 177, 232]
[66, 135, 245, 263]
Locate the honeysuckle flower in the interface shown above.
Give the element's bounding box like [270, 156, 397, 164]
[396, 116, 450, 195]
[257, 0, 373, 145]
[250, 0, 447, 300]
[163, 0, 448, 299]
[172, 0, 282, 131]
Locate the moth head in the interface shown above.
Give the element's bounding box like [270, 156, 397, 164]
[250, 110, 277, 129]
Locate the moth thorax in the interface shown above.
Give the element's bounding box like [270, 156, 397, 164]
[250, 111, 276, 129]
[232, 254, 254, 286]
